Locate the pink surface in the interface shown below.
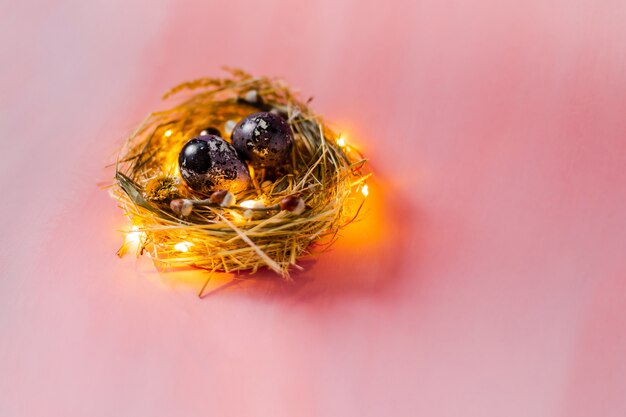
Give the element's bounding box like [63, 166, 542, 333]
[1, 0, 626, 415]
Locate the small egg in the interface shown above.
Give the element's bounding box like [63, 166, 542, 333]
[178, 135, 251, 194]
[200, 127, 222, 137]
[231, 112, 294, 168]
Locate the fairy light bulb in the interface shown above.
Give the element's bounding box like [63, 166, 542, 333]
[174, 241, 192, 252]
[125, 226, 141, 245]
[123, 226, 146, 255]
[240, 199, 265, 220]
[164, 129, 173, 137]
[240, 200, 259, 209]
[361, 184, 369, 197]
[337, 135, 346, 147]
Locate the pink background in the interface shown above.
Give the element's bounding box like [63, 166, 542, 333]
[2, 0, 626, 415]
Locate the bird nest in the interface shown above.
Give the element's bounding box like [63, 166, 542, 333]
[111, 68, 369, 281]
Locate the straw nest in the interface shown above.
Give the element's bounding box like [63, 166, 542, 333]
[111, 68, 369, 280]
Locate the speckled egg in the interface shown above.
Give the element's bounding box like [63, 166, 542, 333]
[231, 112, 294, 168]
[178, 135, 251, 194]
[199, 126, 222, 137]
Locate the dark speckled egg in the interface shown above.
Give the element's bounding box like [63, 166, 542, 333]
[231, 112, 294, 168]
[200, 126, 222, 137]
[178, 135, 251, 194]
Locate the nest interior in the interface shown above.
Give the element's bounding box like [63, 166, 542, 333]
[112, 68, 368, 278]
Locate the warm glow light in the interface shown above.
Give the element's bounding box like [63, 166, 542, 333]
[125, 226, 141, 244]
[164, 129, 173, 137]
[337, 135, 346, 147]
[361, 184, 369, 197]
[174, 241, 192, 252]
[240, 200, 258, 209]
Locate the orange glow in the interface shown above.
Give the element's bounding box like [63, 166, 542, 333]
[163, 146, 181, 176]
[231, 211, 246, 224]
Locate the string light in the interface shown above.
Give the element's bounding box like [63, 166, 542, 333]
[164, 129, 173, 137]
[240, 199, 266, 220]
[125, 226, 142, 245]
[240, 199, 260, 209]
[361, 184, 369, 197]
[336, 135, 346, 147]
[123, 226, 146, 254]
[174, 241, 192, 252]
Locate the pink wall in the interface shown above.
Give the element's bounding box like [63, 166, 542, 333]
[1, 0, 625, 416]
